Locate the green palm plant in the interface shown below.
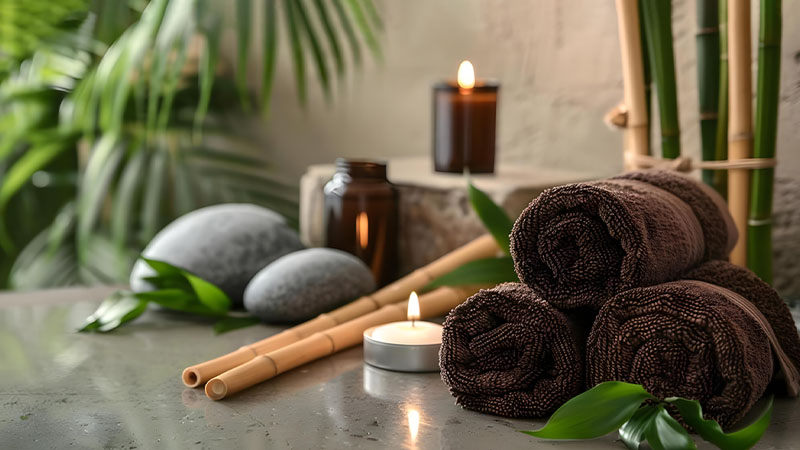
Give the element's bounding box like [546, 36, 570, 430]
[0, 0, 382, 289]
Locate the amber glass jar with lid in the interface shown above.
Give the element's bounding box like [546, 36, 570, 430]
[323, 159, 398, 286]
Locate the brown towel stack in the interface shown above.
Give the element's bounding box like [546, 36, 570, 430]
[587, 261, 800, 428]
[439, 283, 587, 418]
[510, 170, 736, 309]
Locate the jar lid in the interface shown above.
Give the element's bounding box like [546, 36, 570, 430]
[335, 158, 388, 180]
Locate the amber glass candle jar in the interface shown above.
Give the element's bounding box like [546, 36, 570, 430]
[433, 80, 499, 173]
[323, 159, 398, 286]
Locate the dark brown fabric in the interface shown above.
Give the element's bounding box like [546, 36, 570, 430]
[586, 272, 778, 428]
[510, 170, 735, 310]
[439, 283, 587, 418]
[684, 260, 800, 378]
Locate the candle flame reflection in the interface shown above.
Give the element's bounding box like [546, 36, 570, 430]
[407, 291, 420, 323]
[407, 408, 420, 441]
[356, 211, 369, 249]
[457, 60, 475, 90]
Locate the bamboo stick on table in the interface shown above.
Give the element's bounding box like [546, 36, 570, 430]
[181, 234, 499, 387]
[614, 0, 649, 169]
[727, 0, 753, 266]
[205, 285, 482, 400]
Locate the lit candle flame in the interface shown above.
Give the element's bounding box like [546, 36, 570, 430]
[407, 408, 420, 441]
[356, 211, 369, 249]
[457, 60, 475, 90]
[407, 291, 420, 325]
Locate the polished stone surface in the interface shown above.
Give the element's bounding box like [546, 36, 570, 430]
[2, 286, 800, 449]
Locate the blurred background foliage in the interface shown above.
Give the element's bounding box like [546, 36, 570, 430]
[0, 0, 381, 290]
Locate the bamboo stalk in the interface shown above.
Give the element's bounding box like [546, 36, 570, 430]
[714, 0, 730, 198]
[727, 0, 753, 266]
[181, 234, 499, 387]
[615, 0, 649, 169]
[205, 285, 482, 400]
[640, 0, 681, 159]
[639, 0, 652, 153]
[747, 0, 781, 283]
[697, 0, 721, 187]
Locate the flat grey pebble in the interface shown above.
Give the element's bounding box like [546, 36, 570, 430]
[244, 248, 376, 323]
[130, 204, 304, 305]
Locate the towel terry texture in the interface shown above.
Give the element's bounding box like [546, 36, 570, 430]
[439, 283, 588, 418]
[587, 261, 800, 428]
[509, 170, 736, 310]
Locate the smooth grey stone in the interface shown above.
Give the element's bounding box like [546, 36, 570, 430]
[130, 204, 304, 305]
[243, 248, 376, 323]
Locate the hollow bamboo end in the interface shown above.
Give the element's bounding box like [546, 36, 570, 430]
[182, 367, 203, 388]
[205, 378, 228, 401]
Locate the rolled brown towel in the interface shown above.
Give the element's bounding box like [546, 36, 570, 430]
[510, 170, 736, 310]
[587, 262, 800, 428]
[439, 283, 588, 418]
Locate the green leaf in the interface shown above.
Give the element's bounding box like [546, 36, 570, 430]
[294, 0, 330, 100]
[141, 257, 183, 277]
[284, 0, 307, 104]
[521, 381, 654, 440]
[214, 316, 261, 334]
[467, 183, 513, 255]
[184, 272, 231, 313]
[620, 405, 659, 450]
[331, 0, 361, 66]
[426, 257, 517, 289]
[235, 0, 252, 109]
[312, 0, 344, 76]
[667, 396, 773, 450]
[344, 0, 380, 60]
[194, 16, 221, 132]
[79, 291, 149, 332]
[644, 406, 695, 450]
[260, 0, 278, 114]
[0, 139, 70, 252]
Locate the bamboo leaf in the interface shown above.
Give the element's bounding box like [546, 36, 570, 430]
[426, 257, 517, 289]
[644, 406, 695, 450]
[235, 0, 252, 109]
[619, 405, 659, 450]
[520, 381, 654, 440]
[184, 272, 231, 313]
[140, 147, 168, 242]
[667, 396, 773, 450]
[261, 0, 278, 113]
[79, 291, 149, 333]
[468, 182, 513, 254]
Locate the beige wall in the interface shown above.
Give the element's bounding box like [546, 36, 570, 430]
[238, 0, 800, 181]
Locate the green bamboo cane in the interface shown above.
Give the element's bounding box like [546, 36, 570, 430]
[747, 0, 781, 283]
[697, 0, 720, 187]
[640, 0, 680, 159]
[714, 0, 729, 199]
[639, 0, 652, 153]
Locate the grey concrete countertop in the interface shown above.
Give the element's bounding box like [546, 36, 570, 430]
[1, 286, 799, 450]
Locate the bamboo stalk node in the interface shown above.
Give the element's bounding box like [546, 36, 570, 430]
[625, 153, 776, 172]
[729, 132, 754, 142]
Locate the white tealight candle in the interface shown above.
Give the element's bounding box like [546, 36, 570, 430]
[369, 321, 443, 345]
[362, 292, 444, 372]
